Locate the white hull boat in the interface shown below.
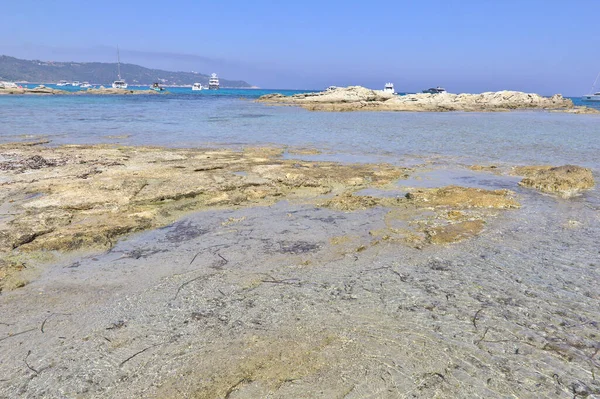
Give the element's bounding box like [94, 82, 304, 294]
[112, 46, 128, 89]
[582, 72, 600, 102]
[384, 82, 395, 94]
[208, 73, 219, 90]
[192, 83, 203, 91]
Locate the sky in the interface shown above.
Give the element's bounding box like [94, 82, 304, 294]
[1, 0, 599, 94]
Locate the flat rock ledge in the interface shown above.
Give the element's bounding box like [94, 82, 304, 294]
[258, 86, 590, 112]
[0, 86, 162, 95]
[513, 165, 595, 198]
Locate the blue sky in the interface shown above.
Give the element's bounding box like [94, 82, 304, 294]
[1, 0, 599, 94]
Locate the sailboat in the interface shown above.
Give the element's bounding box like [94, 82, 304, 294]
[112, 46, 128, 89]
[582, 72, 600, 102]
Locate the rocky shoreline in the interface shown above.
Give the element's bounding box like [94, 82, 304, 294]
[0, 142, 597, 398]
[259, 86, 600, 113]
[0, 85, 163, 95]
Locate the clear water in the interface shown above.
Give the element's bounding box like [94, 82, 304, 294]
[1, 93, 598, 172]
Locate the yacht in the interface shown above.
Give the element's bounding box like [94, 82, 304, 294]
[582, 72, 600, 102]
[384, 82, 395, 94]
[80, 82, 92, 88]
[422, 86, 446, 94]
[72, 81, 80, 87]
[582, 92, 600, 102]
[151, 82, 164, 92]
[208, 73, 219, 90]
[57, 80, 70, 86]
[112, 46, 128, 89]
[192, 83, 203, 91]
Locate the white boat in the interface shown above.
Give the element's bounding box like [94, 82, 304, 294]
[192, 83, 203, 91]
[57, 80, 70, 86]
[72, 81, 80, 87]
[112, 46, 128, 89]
[208, 73, 219, 90]
[80, 82, 92, 88]
[0, 81, 18, 89]
[384, 82, 395, 94]
[582, 92, 600, 102]
[422, 86, 446, 94]
[582, 72, 600, 102]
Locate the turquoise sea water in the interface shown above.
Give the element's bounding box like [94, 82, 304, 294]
[1, 88, 599, 172]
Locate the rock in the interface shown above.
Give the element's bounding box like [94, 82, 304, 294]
[258, 86, 575, 112]
[515, 165, 595, 198]
[405, 186, 520, 209]
[425, 220, 485, 244]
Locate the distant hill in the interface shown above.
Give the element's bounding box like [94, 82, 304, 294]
[0, 55, 253, 87]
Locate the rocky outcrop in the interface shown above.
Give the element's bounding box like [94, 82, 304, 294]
[0, 85, 68, 95]
[0, 85, 162, 95]
[77, 87, 163, 95]
[513, 165, 595, 198]
[258, 86, 581, 112]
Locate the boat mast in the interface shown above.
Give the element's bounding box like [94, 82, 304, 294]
[117, 46, 122, 80]
[591, 72, 600, 93]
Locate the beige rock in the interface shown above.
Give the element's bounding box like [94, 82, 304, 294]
[259, 86, 575, 112]
[514, 165, 595, 197]
[405, 186, 520, 209]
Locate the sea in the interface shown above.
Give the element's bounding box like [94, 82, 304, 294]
[1, 85, 599, 172]
[1, 86, 600, 397]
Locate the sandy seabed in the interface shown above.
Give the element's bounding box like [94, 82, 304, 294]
[0, 142, 598, 398]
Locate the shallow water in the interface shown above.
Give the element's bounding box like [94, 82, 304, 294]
[1, 95, 599, 171]
[1, 93, 600, 398]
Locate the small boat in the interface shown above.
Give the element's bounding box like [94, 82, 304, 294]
[208, 73, 219, 90]
[384, 82, 395, 94]
[422, 86, 447, 94]
[582, 72, 600, 102]
[80, 82, 92, 88]
[72, 81, 80, 87]
[0, 81, 18, 89]
[192, 83, 203, 91]
[112, 46, 128, 89]
[151, 82, 164, 92]
[57, 80, 70, 86]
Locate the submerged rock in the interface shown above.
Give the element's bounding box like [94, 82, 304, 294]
[405, 186, 520, 209]
[515, 165, 595, 198]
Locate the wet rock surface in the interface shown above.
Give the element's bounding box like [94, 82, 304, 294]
[514, 165, 595, 198]
[1, 143, 598, 398]
[258, 86, 593, 113]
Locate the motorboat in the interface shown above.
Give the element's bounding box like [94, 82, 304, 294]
[0, 81, 18, 89]
[112, 46, 128, 89]
[192, 83, 203, 91]
[72, 81, 80, 87]
[384, 82, 395, 94]
[582, 72, 600, 102]
[80, 82, 92, 88]
[112, 80, 128, 89]
[57, 80, 70, 86]
[422, 86, 446, 94]
[151, 82, 164, 92]
[208, 73, 219, 90]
